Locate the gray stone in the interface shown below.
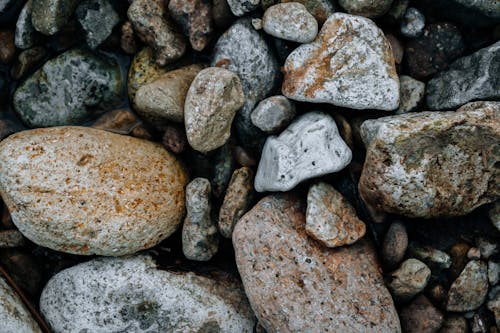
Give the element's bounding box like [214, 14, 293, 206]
[227, 0, 260, 16]
[281, 0, 335, 24]
[255, 112, 352, 192]
[489, 202, 500, 231]
[400, 7, 425, 38]
[396, 75, 425, 114]
[15, 1, 41, 50]
[338, 0, 394, 17]
[408, 244, 451, 270]
[211, 142, 236, 199]
[477, 237, 498, 259]
[439, 315, 468, 333]
[31, 0, 81, 35]
[400, 295, 444, 333]
[447, 260, 489, 312]
[488, 260, 500, 285]
[382, 221, 408, 269]
[250, 95, 296, 133]
[11, 47, 48, 80]
[487, 292, 500, 328]
[75, 0, 119, 49]
[182, 178, 219, 261]
[262, 3, 318, 43]
[0, 230, 26, 248]
[13, 48, 124, 128]
[426, 41, 500, 110]
[40, 256, 256, 333]
[388, 258, 431, 303]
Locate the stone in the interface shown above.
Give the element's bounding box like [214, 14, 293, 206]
[15, 1, 41, 50]
[262, 3, 318, 43]
[212, 0, 234, 29]
[13, 48, 124, 128]
[185, 67, 245, 154]
[218, 167, 254, 238]
[0, 230, 26, 248]
[227, 0, 259, 16]
[396, 75, 425, 114]
[281, 0, 335, 24]
[120, 21, 137, 55]
[162, 125, 187, 154]
[255, 112, 352, 192]
[31, 0, 80, 35]
[250, 95, 296, 133]
[211, 143, 236, 199]
[0, 276, 42, 333]
[467, 247, 481, 260]
[0, 30, 15, 64]
[447, 260, 489, 312]
[0, 127, 188, 256]
[405, 23, 465, 79]
[338, 0, 393, 17]
[233, 194, 401, 332]
[359, 102, 500, 218]
[134, 64, 203, 127]
[400, 7, 425, 38]
[10, 47, 47, 80]
[305, 182, 366, 248]
[91, 109, 152, 140]
[488, 260, 500, 285]
[386, 34, 404, 64]
[128, 0, 186, 66]
[439, 315, 468, 333]
[382, 221, 408, 269]
[282, 13, 400, 111]
[426, 41, 500, 110]
[399, 295, 444, 333]
[477, 237, 497, 259]
[418, 0, 500, 27]
[388, 258, 431, 303]
[234, 146, 257, 167]
[488, 292, 500, 328]
[408, 244, 451, 270]
[40, 256, 256, 332]
[75, 0, 119, 49]
[168, 0, 214, 51]
[489, 202, 500, 231]
[449, 242, 471, 280]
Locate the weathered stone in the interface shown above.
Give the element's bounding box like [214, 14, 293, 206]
[262, 3, 318, 43]
[91, 109, 152, 140]
[134, 64, 203, 128]
[400, 295, 444, 333]
[218, 167, 253, 238]
[15, 1, 41, 50]
[13, 48, 124, 128]
[359, 102, 500, 218]
[40, 256, 256, 333]
[408, 244, 452, 270]
[233, 194, 401, 332]
[282, 13, 400, 111]
[31, 0, 80, 35]
[447, 260, 489, 312]
[426, 41, 500, 110]
[75, 0, 119, 49]
[227, 0, 259, 16]
[382, 221, 408, 269]
[400, 7, 425, 38]
[439, 315, 468, 333]
[281, 0, 335, 24]
[185, 67, 245, 154]
[168, 0, 214, 51]
[255, 112, 352, 192]
[162, 124, 187, 154]
[305, 182, 366, 248]
[10, 47, 47, 80]
[396, 75, 425, 114]
[120, 21, 137, 55]
[489, 201, 500, 231]
[0, 127, 187, 256]
[250, 95, 296, 133]
[388, 258, 431, 303]
[0, 30, 15, 64]
[128, 0, 186, 66]
[0, 230, 26, 248]
[338, 0, 393, 17]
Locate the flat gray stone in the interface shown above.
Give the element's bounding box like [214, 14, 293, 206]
[31, 0, 81, 35]
[76, 0, 119, 49]
[250, 95, 296, 133]
[262, 3, 318, 43]
[447, 260, 489, 312]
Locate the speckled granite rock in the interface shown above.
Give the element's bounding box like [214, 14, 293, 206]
[446, 260, 489, 312]
[0, 127, 187, 256]
[396, 75, 425, 114]
[281, 0, 335, 24]
[338, 0, 394, 18]
[75, 0, 119, 49]
[227, 0, 259, 16]
[13, 48, 124, 128]
[359, 101, 500, 218]
[40, 256, 256, 333]
[262, 3, 318, 43]
[388, 258, 431, 303]
[282, 13, 399, 111]
[250, 95, 295, 133]
[31, 0, 81, 35]
[233, 194, 401, 332]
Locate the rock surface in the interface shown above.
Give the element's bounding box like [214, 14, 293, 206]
[233, 194, 401, 332]
[400, 7, 425, 38]
[338, 0, 394, 17]
[439, 315, 468, 333]
[168, 0, 213, 51]
[446, 260, 489, 312]
[255, 112, 352, 192]
[0, 230, 26, 248]
[281, 0, 335, 24]
[75, 0, 119, 49]
[250, 95, 296, 133]
[15, 1, 40, 49]
[399, 295, 444, 333]
[31, 0, 80, 35]
[227, 0, 259, 16]
[396, 75, 425, 114]
[388, 258, 431, 303]
[262, 3, 318, 43]
[40, 256, 256, 333]
[359, 101, 500, 218]
[0, 127, 187, 256]
[282, 13, 399, 111]
[490, 202, 500, 231]
[382, 221, 408, 269]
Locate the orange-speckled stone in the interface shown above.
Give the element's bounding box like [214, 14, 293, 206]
[0, 126, 188, 256]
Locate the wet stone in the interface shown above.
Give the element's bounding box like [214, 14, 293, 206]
[250, 95, 296, 133]
[400, 7, 425, 38]
[388, 258, 431, 303]
[31, 0, 81, 35]
[382, 221, 409, 269]
[395, 75, 425, 114]
[338, 0, 394, 18]
[262, 3, 318, 43]
[447, 260, 489, 312]
[75, 0, 119, 49]
[399, 295, 444, 333]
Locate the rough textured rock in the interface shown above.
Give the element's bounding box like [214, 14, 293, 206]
[399, 295, 444, 333]
[262, 3, 318, 43]
[91, 108, 151, 140]
[281, 0, 334, 24]
[439, 315, 468, 333]
[396, 75, 425, 114]
[218, 167, 254, 238]
[11, 47, 47, 80]
[388, 258, 431, 303]
[31, 0, 80, 35]
[227, 0, 259, 16]
[75, 0, 119, 49]
[134, 64, 203, 127]
[233, 194, 401, 332]
[490, 201, 500, 231]
[250, 95, 296, 133]
[305, 182, 366, 248]
[359, 101, 500, 218]
[168, 0, 214, 51]
[128, 0, 186, 66]
[0, 230, 26, 248]
[185, 67, 245, 154]
[446, 260, 489, 312]
[338, 0, 394, 17]
[0, 127, 188, 256]
[40, 256, 256, 333]
[0, 276, 42, 333]
[400, 7, 425, 38]
[382, 221, 408, 269]
[0, 30, 15, 64]
[15, 1, 41, 50]
[13, 48, 124, 128]
[282, 13, 399, 111]
[255, 112, 352, 192]
[426, 41, 500, 110]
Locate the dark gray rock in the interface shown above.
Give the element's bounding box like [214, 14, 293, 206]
[15, 1, 41, 50]
[446, 260, 489, 312]
[75, 0, 119, 49]
[31, 0, 81, 35]
[418, 0, 500, 27]
[400, 7, 425, 38]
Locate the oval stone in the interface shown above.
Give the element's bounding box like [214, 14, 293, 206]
[0, 126, 187, 256]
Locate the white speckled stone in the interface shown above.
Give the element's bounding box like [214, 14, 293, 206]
[40, 256, 256, 333]
[263, 3, 318, 43]
[255, 112, 352, 192]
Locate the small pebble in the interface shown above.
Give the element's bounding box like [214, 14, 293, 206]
[262, 3, 318, 43]
[0, 230, 26, 248]
[250, 95, 296, 133]
[388, 258, 431, 303]
[227, 0, 260, 16]
[401, 7, 425, 38]
[15, 0, 41, 50]
[447, 260, 489, 312]
[75, 0, 119, 49]
[408, 243, 452, 270]
[439, 315, 468, 333]
[120, 21, 137, 55]
[399, 295, 444, 333]
[395, 75, 425, 114]
[162, 124, 187, 154]
[281, 0, 335, 24]
[467, 247, 481, 260]
[91, 108, 152, 140]
[31, 0, 80, 35]
[0, 30, 15, 64]
[382, 221, 409, 269]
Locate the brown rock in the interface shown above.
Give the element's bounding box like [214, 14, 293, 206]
[0, 30, 16, 64]
[281, 0, 335, 24]
[120, 21, 137, 55]
[10, 46, 47, 80]
[233, 194, 401, 332]
[162, 124, 187, 154]
[448, 242, 471, 280]
[400, 295, 444, 333]
[169, 0, 214, 51]
[386, 34, 404, 65]
[382, 221, 408, 269]
[92, 109, 152, 140]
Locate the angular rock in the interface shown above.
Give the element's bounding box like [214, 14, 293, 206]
[382, 221, 408, 269]
[128, 0, 186, 66]
[282, 13, 400, 111]
[439, 315, 468, 333]
[399, 295, 444, 333]
[15, 1, 41, 50]
[400, 7, 425, 38]
[13, 48, 124, 128]
[359, 101, 500, 218]
[75, 0, 119, 49]
[40, 256, 256, 333]
[262, 3, 318, 43]
[91, 108, 151, 140]
[447, 260, 489, 312]
[0, 127, 188, 256]
[396, 75, 425, 114]
[250, 95, 296, 133]
[388, 258, 431, 303]
[233, 194, 401, 332]
[426, 41, 500, 110]
[227, 0, 259, 16]
[305, 182, 366, 248]
[489, 201, 500, 231]
[185, 67, 245, 154]
[0, 230, 26, 248]
[338, 0, 393, 17]
[31, 0, 80, 35]
[281, 0, 335, 24]
[255, 112, 352, 192]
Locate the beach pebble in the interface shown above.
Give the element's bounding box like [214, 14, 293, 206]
[388, 258, 431, 303]
[382, 221, 409, 269]
[15, 1, 41, 50]
[250, 95, 296, 133]
[446, 260, 489, 312]
[262, 3, 318, 43]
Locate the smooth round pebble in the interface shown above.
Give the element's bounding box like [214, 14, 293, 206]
[262, 3, 318, 43]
